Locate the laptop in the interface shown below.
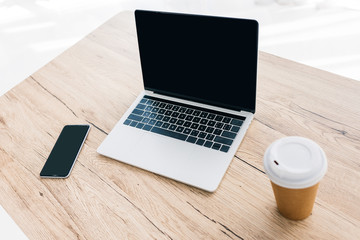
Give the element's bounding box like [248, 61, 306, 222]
[97, 10, 259, 192]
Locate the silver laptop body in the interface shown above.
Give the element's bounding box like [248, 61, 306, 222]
[97, 10, 259, 192]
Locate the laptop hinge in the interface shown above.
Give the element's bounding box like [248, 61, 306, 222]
[144, 90, 155, 94]
[146, 90, 255, 114]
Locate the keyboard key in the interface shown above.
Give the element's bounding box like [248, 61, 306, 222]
[196, 139, 205, 146]
[200, 119, 208, 125]
[151, 126, 187, 141]
[179, 107, 186, 113]
[231, 125, 240, 133]
[169, 124, 177, 131]
[172, 106, 180, 111]
[206, 134, 215, 141]
[149, 113, 157, 119]
[143, 125, 152, 131]
[207, 114, 215, 120]
[215, 115, 223, 121]
[124, 119, 131, 125]
[184, 121, 191, 127]
[136, 123, 145, 129]
[171, 112, 179, 118]
[170, 118, 177, 123]
[163, 116, 170, 122]
[155, 115, 163, 120]
[128, 114, 143, 122]
[162, 123, 170, 129]
[183, 128, 191, 134]
[142, 118, 150, 124]
[132, 108, 144, 115]
[190, 130, 199, 136]
[214, 129, 222, 135]
[149, 119, 156, 125]
[186, 136, 197, 143]
[193, 110, 201, 116]
[200, 112, 208, 118]
[208, 120, 216, 127]
[140, 99, 147, 104]
[146, 100, 154, 105]
[158, 109, 166, 114]
[176, 126, 184, 132]
[176, 119, 184, 125]
[152, 101, 160, 106]
[143, 112, 150, 117]
[185, 115, 193, 121]
[199, 125, 206, 131]
[215, 122, 224, 128]
[179, 114, 186, 119]
[221, 131, 236, 139]
[190, 123, 199, 129]
[136, 103, 146, 109]
[224, 124, 231, 130]
[231, 119, 243, 126]
[145, 106, 153, 111]
[193, 117, 201, 123]
[198, 132, 206, 138]
[204, 141, 213, 148]
[165, 104, 173, 109]
[130, 121, 138, 127]
[159, 103, 166, 108]
[186, 109, 194, 114]
[165, 111, 172, 116]
[223, 117, 231, 123]
[212, 143, 221, 150]
[155, 121, 163, 127]
[205, 127, 214, 133]
[220, 145, 230, 153]
[214, 136, 233, 146]
[152, 107, 159, 113]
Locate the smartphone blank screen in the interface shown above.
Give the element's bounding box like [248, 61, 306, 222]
[40, 125, 90, 178]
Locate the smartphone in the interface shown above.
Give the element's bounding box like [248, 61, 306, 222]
[40, 125, 90, 178]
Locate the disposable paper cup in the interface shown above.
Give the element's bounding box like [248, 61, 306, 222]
[263, 136, 327, 220]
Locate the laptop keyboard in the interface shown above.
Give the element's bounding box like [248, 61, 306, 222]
[123, 95, 245, 153]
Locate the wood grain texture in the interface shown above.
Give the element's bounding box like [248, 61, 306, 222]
[0, 11, 359, 239]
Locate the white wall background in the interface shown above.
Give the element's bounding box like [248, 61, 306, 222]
[1, 0, 360, 96]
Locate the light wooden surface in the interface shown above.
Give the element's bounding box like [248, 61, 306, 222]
[1, 11, 359, 239]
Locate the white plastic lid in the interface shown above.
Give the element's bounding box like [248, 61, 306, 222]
[263, 136, 327, 189]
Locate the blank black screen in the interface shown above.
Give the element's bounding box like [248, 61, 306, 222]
[40, 125, 89, 177]
[135, 10, 258, 112]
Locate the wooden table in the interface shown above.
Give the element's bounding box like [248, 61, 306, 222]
[1, 11, 359, 239]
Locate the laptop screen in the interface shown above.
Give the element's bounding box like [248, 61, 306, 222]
[135, 10, 258, 113]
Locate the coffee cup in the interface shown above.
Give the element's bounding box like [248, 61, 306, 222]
[263, 136, 327, 220]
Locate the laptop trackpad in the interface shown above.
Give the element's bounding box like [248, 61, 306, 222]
[134, 133, 196, 179]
